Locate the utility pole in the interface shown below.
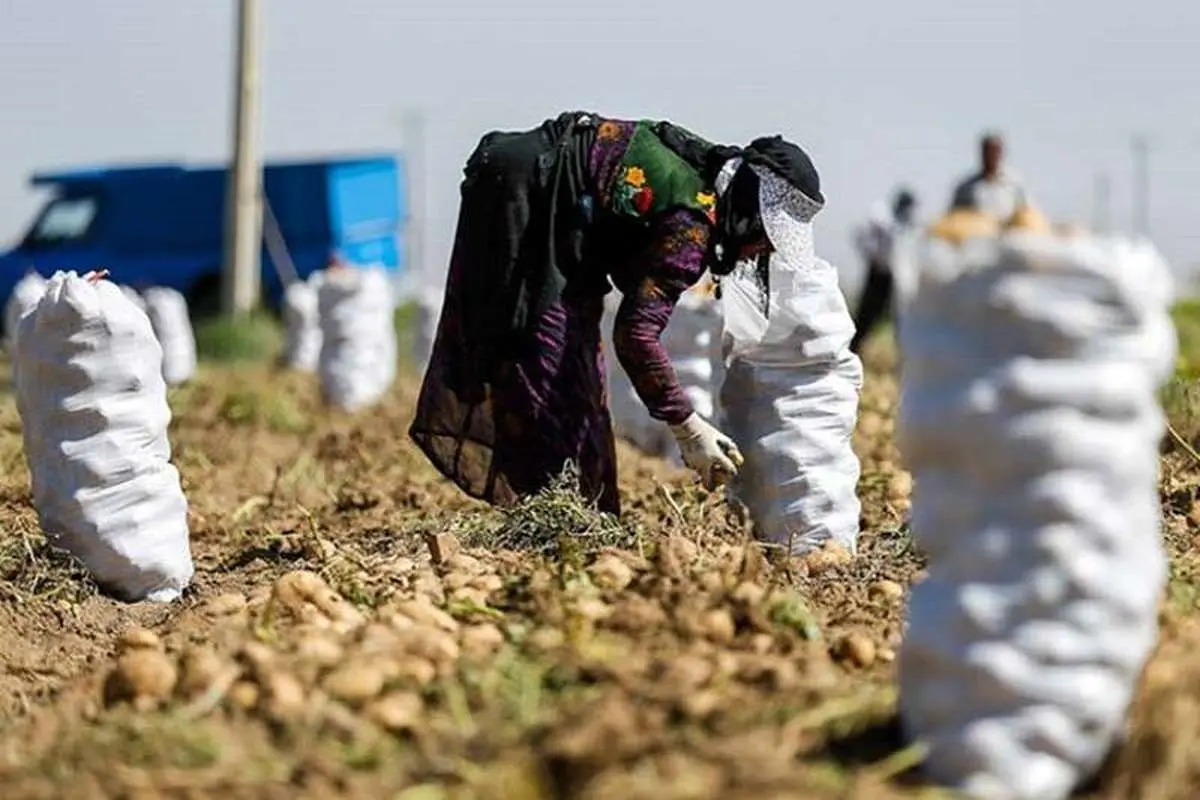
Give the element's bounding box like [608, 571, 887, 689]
[1131, 134, 1150, 238]
[400, 109, 426, 287]
[222, 0, 263, 316]
[1092, 170, 1111, 233]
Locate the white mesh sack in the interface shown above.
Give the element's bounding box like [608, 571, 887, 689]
[317, 266, 397, 411]
[281, 273, 323, 372]
[718, 252, 863, 555]
[14, 271, 194, 603]
[896, 232, 1177, 799]
[603, 284, 722, 466]
[4, 271, 48, 355]
[142, 286, 197, 386]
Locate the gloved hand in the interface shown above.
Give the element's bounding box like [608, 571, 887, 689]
[669, 413, 744, 490]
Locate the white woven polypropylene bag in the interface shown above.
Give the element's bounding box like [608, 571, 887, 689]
[14, 271, 194, 603]
[143, 286, 197, 386]
[282, 275, 323, 372]
[896, 232, 1177, 799]
[318, 266, 397, 411]
[4, 272, 48, 355]
[120, 284, 147, 311]
[718, 253, 863, 555]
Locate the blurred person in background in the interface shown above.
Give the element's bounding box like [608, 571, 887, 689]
[949, 131, 1029, 221]
[850, 186, 918, 354]
[410, 111, 825, 515]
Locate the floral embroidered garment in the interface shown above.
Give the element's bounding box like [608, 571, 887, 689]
[410, 114, 717, 515]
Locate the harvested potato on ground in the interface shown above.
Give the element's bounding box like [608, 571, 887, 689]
[104, 650, 178, 711]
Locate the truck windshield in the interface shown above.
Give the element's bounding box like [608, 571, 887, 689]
[22, 196, 100, 249]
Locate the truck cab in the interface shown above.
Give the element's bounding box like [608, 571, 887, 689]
[0, 154, 406, 329]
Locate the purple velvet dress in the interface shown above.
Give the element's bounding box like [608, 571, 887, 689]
[411, 118, 710, 515]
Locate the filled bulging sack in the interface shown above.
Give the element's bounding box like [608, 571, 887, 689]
[896, 231, 1177, 799]
[928, 207, 1001, 246]
[14, 271, 194, 603]
[120, 284, 148, 311]
[318, 265, 397, 411]
[719, 253, 863, 555]
[282, 272, 323, 372]
[4, 271, 48, 355]
[142, 286, 197, 386]
[1003, 203, 1051, 234]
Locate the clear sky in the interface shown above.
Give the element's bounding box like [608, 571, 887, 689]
[3, 0, 1199, 295]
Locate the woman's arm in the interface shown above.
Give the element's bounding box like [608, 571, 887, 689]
[612, 209, 710, 426]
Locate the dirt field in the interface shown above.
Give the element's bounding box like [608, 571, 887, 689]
[0, 336, 1195, 799]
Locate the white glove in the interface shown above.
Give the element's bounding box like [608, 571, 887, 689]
[669, 412, 744, 491]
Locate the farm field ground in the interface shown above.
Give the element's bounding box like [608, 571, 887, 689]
[0, 308, 1198, 799]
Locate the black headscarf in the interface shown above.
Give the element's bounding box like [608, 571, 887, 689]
[744, 135, 824, 204]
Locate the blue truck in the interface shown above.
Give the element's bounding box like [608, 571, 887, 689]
[0, 153, 407, 326]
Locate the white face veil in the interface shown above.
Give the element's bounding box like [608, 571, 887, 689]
[717, 161, 832, 349]
[749, 163, 824, 265]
